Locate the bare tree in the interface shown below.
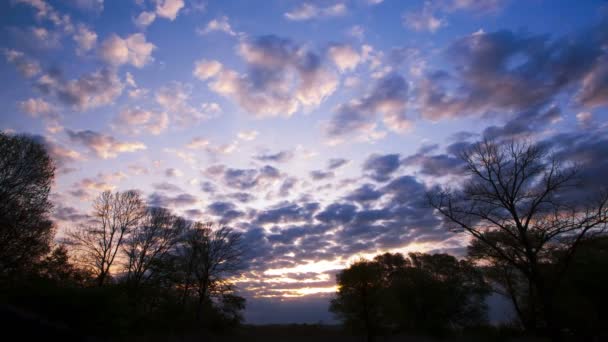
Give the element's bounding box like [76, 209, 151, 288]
[429, 140, 608, 337]
[0, 132, 55, 275]
[67, 190, 145, 286]
[177, 222, 244, 321]
[467, 231, 534, 330]
[123, 207, 185, 291]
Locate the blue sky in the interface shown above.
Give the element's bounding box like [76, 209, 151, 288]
[2, 0, 608, 324]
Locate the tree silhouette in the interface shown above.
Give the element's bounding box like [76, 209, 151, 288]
[330, 252, 489, 340]
[330, 259, 384, 342]
[429, 140, 608, 338]
[123, 206, 185, 292]
[176, 222, 245, 322]
[67, 190, 145, 286]
[0, 132, 55, 276]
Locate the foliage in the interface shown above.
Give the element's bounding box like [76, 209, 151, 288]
[330, 252, 490, 340]
[0, 132, 55, 276]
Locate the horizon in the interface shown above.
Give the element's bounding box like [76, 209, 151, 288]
[2, 0, 608, 325]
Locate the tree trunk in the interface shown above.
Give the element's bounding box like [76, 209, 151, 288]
[97, 270, 106, 287]
[195, 280, 209, 323]
[532, 273, 562, 342]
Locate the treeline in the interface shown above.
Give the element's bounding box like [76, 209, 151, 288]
[330, 252, 490, 340]
[331, 238, 608, 341]
[331, 140, 608, 341]
[0, 132, 247, 339]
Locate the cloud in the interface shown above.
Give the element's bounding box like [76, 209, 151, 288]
[206, 164, 283, 191]
[66, 129, 146, 159]
[164, 167, 183, 177]
[481, 106, 562, 141]
[348, 25, 365, 40]
[207, 201, 244, 223]
[417, 24, 607, 121]
[255, 202, 320, 225]
[315, 203, 357, 224]
[135, 11, 156, 29]
[65, 0, 104, 13]
[577, 55, 608, 108]
[193, 59, 223, 80]
[228, 192, 255, 203]
[155, 0, 184, 21]
[345, 184, 383, 203]
[52, 203, 89, 223]
[14, 0, 74, 33]
[68, 171, 127, 199]
[238, 130, 259, 141]
[185, 137, 238, 156]
[99, 33, 155, 68]
[10, 26, 62, 50]
[254, 150, 294, 163]
[576, 111, 593, 127]
[328, 158, 349, 170]
[3, 49, 40, 78]
[155, 82, 221, 125]
[363, 153, 401, 182]
[402, 0, 504, 35]
[148, 192, 198, 207]
[73, 24, 97, 54]
[447, 0, 505, 13]
[403, 4, 445, 33]
[197, 16, 236, 36]
[327, 44, 361, 72]
[152, 182, 182, 192]
[18, 98, 57, 120]
[198, 35, 338, 117]
[36, 68, 123, 110]
[539, 129, 608, 199]
[113, 107, 168, 135]
[186, 137, 210, 149]
[401, 149, 466, 177]
[310, 170, 334, 181]
[284, 2, 347, 21]
[325, 73, 410, 140]
[278, 177, 298, 197]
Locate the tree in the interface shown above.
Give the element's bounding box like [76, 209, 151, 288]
[123, 207, 185, 292]
[177, 222, 245, 322]
[467, 231, 537, 330]
[429, 140, 608, 337]
[330, 259, 385, 342]
[399, 253, 489, 332]
[67, 190, 145, 286]
[549, 235, 608, 338]
[0, 132, 55, 276]
[36, 245, 92, 286]
[330, 253, 488, 340]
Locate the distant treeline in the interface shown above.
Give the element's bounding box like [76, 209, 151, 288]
[1, 131, 608, 341]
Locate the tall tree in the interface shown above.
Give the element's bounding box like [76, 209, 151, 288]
[177, 222, 244, 322]
[0, 132, 55, 276]
[67, 190, 145, 286]
[123, 207, 185, 291]
[330, 259, 384, 342]
[429, 140, 608, 337]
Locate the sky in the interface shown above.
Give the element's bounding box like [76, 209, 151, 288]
[1, 0, 608, 324]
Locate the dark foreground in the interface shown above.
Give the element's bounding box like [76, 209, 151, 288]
[1, 305, 542, 342]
